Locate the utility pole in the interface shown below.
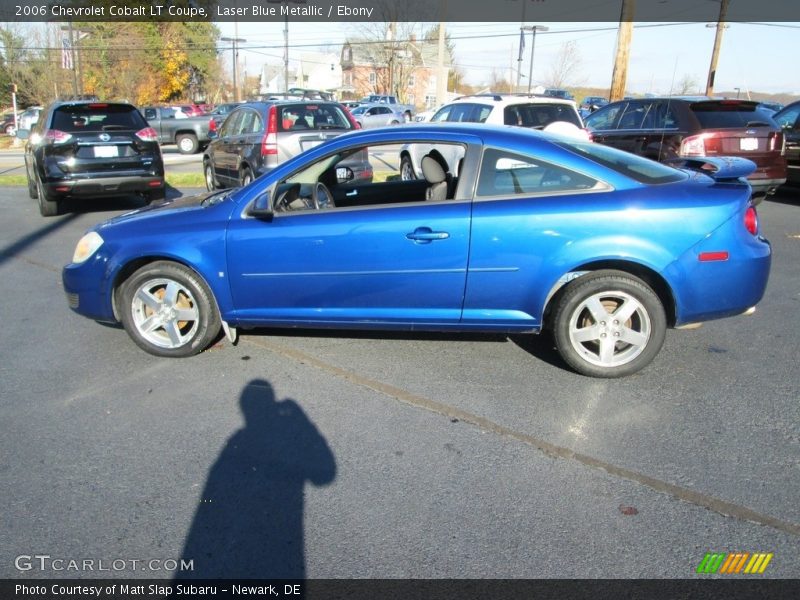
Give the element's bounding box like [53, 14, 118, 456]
[705, 0, 730, 96]
[221, 35, 247, 101]
[523, 25, 548, 94]
[436, 16, 447, 107]
[609, 0, 636, 102]
[515, 0, 527, 91]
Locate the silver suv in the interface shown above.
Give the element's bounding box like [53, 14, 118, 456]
[399, 94, 587, 180]
[203, 100, 371, 190]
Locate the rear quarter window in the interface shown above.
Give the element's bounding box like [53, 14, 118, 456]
[52, 105, 146, 132]
[557, 139, 686, 185]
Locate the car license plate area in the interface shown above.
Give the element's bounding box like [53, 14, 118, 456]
[94, 145, 119, 158]
[740, 137, 759, 151]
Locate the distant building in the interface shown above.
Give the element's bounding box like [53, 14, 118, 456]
[340, 34, 452, 109]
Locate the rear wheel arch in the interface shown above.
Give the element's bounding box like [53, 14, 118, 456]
[543, 260, 677, 329]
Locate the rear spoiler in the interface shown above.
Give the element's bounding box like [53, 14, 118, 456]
[665, 156, 756, 182]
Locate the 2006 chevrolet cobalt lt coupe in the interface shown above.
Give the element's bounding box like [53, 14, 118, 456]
[63, 124, 771, 377]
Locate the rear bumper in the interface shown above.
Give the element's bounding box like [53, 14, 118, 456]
[43, 174, 165, 199]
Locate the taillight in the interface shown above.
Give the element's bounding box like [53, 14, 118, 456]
[744, 206, 758, 235]
[43, 129, 72, 145]
[208, 117, 216, 133]
[261, 105, 278, 156]
[135, 127, 159, 142]
[680, 133, 712, 156]
[768, 131, 784, 154]
[344, 106, 361, 130]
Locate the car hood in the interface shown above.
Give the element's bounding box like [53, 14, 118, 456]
[95, 189, 237, 233]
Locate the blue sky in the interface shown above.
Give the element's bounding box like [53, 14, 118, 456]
[222, 20, 800, 96]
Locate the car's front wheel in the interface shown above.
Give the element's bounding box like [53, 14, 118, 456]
[551, 270, 666, 377]
[119, 261, 221, 357]
[399, 155, 416, 181]
[204, 160, 217, 191]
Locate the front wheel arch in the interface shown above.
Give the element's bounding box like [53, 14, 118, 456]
[117, 260, 222, 357]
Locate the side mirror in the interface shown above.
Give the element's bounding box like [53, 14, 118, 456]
[248, 191, 273, 219]
[336, 166, 354, 183]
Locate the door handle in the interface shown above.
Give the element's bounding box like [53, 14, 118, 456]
[346, 190, 358, 196]
[406, 227, 450, 244]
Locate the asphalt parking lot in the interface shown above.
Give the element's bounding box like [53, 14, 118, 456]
[1, 182, 798, 580]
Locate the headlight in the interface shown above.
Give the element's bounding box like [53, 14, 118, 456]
[72, 231, 104, 264]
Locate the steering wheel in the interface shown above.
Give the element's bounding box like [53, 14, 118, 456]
[312, 181, 335, 209]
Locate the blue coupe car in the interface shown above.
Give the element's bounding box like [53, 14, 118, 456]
[63, 124, 771, 377]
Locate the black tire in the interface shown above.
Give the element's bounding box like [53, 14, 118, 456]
[119, 261, 221, 358]
[204, 160, 217, 191]
[399, 155, 416, 181]
[551, 270, 667, 378]
[36, 176, 59, 217]
[27, 173, 38, 199]
[239, 166, 254, 188]
[145, 187, 166, 205]
[176, 133, 199, 155]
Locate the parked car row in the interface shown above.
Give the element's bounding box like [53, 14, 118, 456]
[583, 97, 788, 202]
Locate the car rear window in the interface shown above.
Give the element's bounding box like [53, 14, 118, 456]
[504, 103, 582, 128]
[690, 101, 778, 129]
[277, 103, 352, 132]
[556, 139, 686, 185]
[52, 104, 146, 132]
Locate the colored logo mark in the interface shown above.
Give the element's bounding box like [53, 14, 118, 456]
[696, 552, 773, 574]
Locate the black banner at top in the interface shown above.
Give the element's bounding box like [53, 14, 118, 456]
[4, 0, 800, 23]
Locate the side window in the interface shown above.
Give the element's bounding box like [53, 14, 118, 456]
[144, 108, 157, 121]
[477, 148, 598, 197]
[219, 111, 242, 137]
[431, 105, 453, 122]
[775, 106, 800, 130]
[585, 104, 623, 130]
[617, 102, 649, 129]
[447, 103, 482, 123]
[237, 110, 256, 135]
[652, 103, 679, 129]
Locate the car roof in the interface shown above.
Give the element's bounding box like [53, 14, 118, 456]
[448, 94, 577, 107]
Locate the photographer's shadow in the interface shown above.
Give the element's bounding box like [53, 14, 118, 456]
[178, 379, 336, 579]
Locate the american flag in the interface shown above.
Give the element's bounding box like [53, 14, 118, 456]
[62, 37, 73, 70]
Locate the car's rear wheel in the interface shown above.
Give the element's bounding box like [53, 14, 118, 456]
[551, 270, 666, 377]
[176, 133, 199, 155]
[239, 166, 253, 187]
[400, 155, 416, 181]
[204, 160, 217, 191]
[145, 187, 166, 205]
[120, 261, 221, 358]
[35, 176, 59, 217]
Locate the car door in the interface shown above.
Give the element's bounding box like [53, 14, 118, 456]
[584, 102, 626, 146]
[224, 143, 474, 325]
[212, 110, 245, 186]
[774, 104, 800, 181]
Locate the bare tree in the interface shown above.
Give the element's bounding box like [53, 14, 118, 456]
[673, 74, 699, 95]
[545, 41, 585, 89]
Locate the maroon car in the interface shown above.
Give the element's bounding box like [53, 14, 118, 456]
[585, 97, 787, 203]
